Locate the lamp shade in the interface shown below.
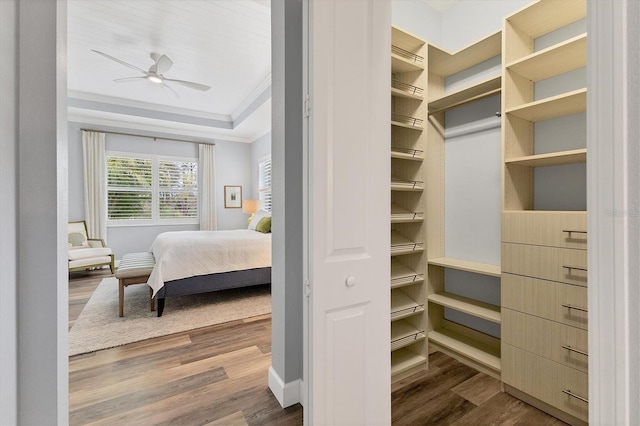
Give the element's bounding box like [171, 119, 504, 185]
[243, 199, 259, 214]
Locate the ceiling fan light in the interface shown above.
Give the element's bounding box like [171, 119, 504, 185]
[147, 75, 162, 84]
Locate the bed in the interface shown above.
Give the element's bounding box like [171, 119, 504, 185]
[148, 229, 272, 316]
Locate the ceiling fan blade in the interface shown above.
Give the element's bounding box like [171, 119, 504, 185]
[113, 76, 148, 83]
[91, 50, 147, 74]
[164, 78, 211, 91]
[161, 82, 180, 98]
[153, 54, 174, 74]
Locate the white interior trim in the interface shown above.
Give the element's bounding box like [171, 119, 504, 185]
[267, 366, 302, 408]
[587, 0, 640, 424]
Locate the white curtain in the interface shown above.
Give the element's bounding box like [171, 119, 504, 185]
[82, 130, 107, 241]
[199, 143, 217, 230]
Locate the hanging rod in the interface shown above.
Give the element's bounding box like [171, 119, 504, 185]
[80, 128, 214, 145]
[428, 88, 502, 116]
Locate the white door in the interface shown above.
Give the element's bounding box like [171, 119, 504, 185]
[306, 1, 391, 424]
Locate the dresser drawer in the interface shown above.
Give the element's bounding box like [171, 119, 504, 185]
[503, 211, 587, 249]
[502, 243, 587, 287]
[503, 343, 588, 422]
[502, 309, 588, 373]
[502, 274, 588, 330]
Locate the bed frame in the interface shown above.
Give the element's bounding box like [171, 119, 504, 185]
[154, 267, 271, 317]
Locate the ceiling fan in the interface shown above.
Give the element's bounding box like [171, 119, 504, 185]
[91, 50, 211, 97]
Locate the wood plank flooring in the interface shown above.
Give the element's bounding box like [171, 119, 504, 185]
[69, 271, 565, 425]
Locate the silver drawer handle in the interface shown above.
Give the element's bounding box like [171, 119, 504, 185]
[562, 303, 588, 313]
[562, 229, 587, 235]
[563, 265, 588, 272]
[562, 389, 589, 404]
[562, 345, 588, 356]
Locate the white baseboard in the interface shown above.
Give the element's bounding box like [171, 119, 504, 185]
[268, 366, 301, 408]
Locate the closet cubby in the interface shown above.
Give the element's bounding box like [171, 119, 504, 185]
[390, 26, 429, 381]
[425, 30, 503, 380]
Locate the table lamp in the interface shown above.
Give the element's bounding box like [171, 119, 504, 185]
[243, 199, 259, 224]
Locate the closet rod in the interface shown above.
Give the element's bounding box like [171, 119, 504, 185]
[428, 88, 501, 116]
[80, 128, 214, 145]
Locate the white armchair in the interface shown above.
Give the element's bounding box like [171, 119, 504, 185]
[68, 221, 114, 274]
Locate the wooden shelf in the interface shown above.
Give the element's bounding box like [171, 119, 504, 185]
[391, 120, 424, 131]
[392, 26, 425, 52]
[391, 320, 426, 351]
[506, 148, 586, 167]
[429, 30, 502, 77]
[391, 260, 424, 289]
[391, 87, 423, 101]
[391, 204, 424, 223]
[391, 348, 427, 376]
[428, 257, 501, 277]
[392, 55, 425, 73]
[507, 33, 586, 82]
[391, 177, 424, 191]
[428, 76, 501, 115]
[506, 0, 586, 39]
[391, 290, 424, 321]
[428, 292, 501, 324]
[391, 231, 424, 256]
[428, 327, 501, 373]
[506, 88, 586, 122]
[391, 148, 424, 161]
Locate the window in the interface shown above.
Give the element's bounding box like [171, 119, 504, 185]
[258, 157, 272, 212]
[107, 152, 198, 225]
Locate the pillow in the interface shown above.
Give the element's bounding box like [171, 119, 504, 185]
[68, 232, 90, 250]
[248, 209, 271, 230]
[255, 216, 271, 233]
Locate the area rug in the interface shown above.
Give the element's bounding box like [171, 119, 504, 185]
[69, 277, 271, 356]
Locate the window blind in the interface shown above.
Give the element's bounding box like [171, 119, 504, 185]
[258, 158, 272, 212]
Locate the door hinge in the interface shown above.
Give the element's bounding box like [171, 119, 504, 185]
[303, 94, 310, 118]
[304, 279, 311, 297]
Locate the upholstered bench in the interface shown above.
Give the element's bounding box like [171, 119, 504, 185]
[115, 252, 156, 317]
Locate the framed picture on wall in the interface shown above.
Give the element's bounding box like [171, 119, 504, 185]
[224, 185, 242, 208]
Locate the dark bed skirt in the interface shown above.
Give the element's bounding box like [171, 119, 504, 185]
[155, 267, 271, 316]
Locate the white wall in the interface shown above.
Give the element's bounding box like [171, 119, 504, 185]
[68, 122, 253, 258]
[392, 0, 441, 44]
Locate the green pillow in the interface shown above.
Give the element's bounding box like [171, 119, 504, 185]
[255, 216, 272, 233]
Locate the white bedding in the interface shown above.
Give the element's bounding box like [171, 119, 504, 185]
[147, 229, 271, 295]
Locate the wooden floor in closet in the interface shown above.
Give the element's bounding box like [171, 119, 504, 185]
[69, 271, 565, 425]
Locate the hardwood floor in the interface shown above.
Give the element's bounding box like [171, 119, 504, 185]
[69, 272, 565, 425]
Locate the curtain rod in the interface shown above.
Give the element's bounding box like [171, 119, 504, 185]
[80, 128, 215, 145]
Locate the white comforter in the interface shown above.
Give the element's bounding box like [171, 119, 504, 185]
[147, 230, 272, 295]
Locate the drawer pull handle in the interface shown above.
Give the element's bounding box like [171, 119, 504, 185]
[562, 345, 588, 356]
[562, 303, 588, 313]
[563, 265, 588, 272]
[562, 229, 587, 235]
[562, 389, 589, 404]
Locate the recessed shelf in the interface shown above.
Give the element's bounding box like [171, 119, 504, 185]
[506, 148, 586, 167]
[506, 0, 586, 39]
[391, 290, 424, 321]
[506, 88, 586, 122]
[391, 320, 426, 351]
[391, 147, 424, 161]
[391, 348, 427, 376]
[391, 231, 424, 256]
[428, 30, 502, 77]
[428, 327, 501, 373]
[428, 76, 501, 115]
[391, 260, 424, 289]
[391, 204, 424, 223]
[428, 257, 501, 277]
[391, 177, 424, 191]
[506, 33, 586, 82]
[428, 292, 501, 324]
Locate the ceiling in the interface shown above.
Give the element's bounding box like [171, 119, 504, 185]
[67, 0, 272, 142]
[422, 0, 460, 12]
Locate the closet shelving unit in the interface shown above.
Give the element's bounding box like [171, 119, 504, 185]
[425, 30, 503, 379]
[389, 26, 429, 381]
[501, 0, 588, 423]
